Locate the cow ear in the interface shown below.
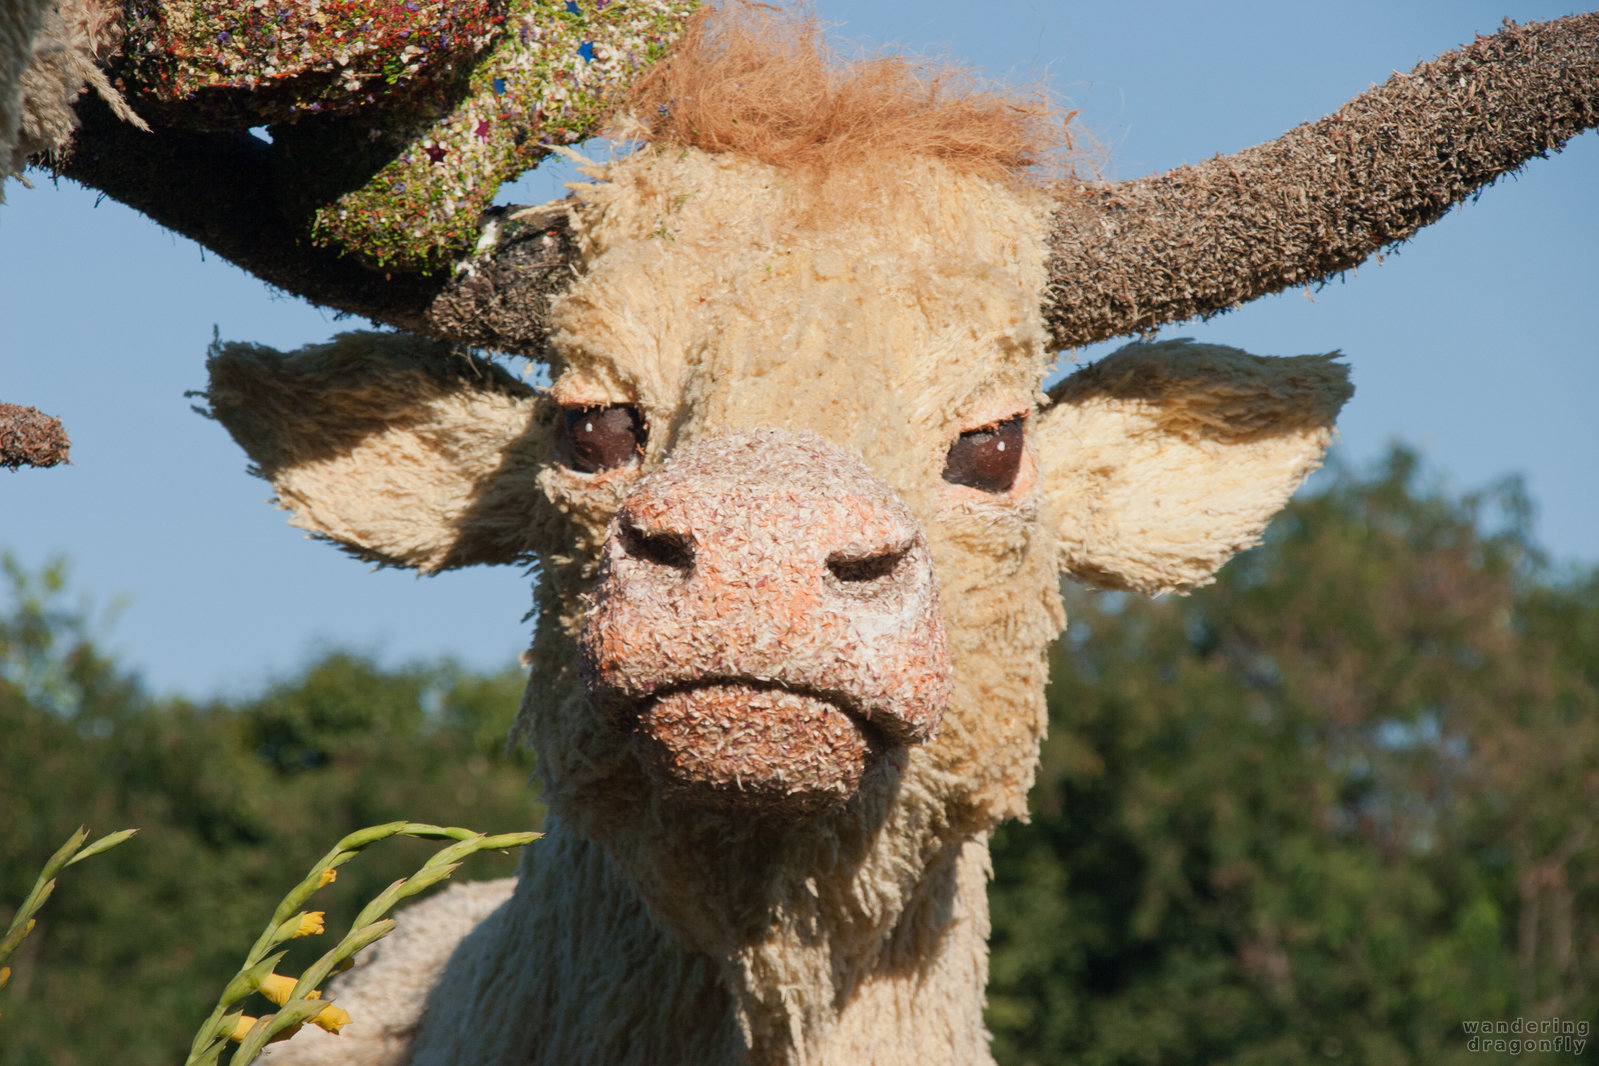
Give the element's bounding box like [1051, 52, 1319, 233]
[204, 330, 552, 573]
[1034, 340, 1353, 595]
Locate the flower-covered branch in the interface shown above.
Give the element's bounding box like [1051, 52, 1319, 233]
[106, 0, 695, 271]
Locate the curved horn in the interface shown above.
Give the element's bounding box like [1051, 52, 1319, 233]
[1044, 12, 1599, 349]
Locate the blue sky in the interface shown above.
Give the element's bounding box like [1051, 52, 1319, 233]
[2, 1, 1595, 698]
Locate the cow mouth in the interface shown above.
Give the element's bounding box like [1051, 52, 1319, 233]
[622, 680, 891, 814]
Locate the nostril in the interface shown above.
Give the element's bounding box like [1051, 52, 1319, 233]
[827, 546, 908, 584]
[620, 523, 695, 571]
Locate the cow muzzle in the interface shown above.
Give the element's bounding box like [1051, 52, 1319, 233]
[579, 429, 952, 814]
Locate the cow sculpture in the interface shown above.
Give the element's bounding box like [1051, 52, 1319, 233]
[213, 181, 1352, 1066]
[10, 3, 1596, 1064]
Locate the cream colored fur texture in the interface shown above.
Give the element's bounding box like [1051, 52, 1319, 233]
[1, 0, 54, 186]
[1, 0, 147, 183]
[218, 146, 1351, 1066]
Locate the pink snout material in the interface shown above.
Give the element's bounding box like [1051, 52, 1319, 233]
[579, 429, 953, 813]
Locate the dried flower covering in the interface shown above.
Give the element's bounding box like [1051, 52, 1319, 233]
[635, 687, 881, 812]
[0, 403, 71, 469]
[113, 0, 697, 272]
[1044, 13, 1599, 349]
[117, 0, 507, 126]
[581, 430, 952, 815]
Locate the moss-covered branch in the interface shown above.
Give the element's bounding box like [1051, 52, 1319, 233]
[1044, 12, 1599, 349]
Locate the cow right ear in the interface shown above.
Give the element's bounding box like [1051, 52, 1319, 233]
[1033, 340, 1352, 596]
[204, 330, 554, 573]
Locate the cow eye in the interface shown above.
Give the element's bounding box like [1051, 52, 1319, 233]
[942, 416, 1024, 493]
[562, 405, 647, 473]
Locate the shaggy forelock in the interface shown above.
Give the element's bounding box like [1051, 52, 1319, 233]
[625, 3, 1077, 185]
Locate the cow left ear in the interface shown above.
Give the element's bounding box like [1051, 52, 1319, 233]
[204, 330, 554, 573]
[1033, 340, 1353, 596]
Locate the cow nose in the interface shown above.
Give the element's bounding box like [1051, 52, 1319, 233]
[609, 438, 923, 616]
[579, 428, 952, 812]
[593, 430, 943, 694]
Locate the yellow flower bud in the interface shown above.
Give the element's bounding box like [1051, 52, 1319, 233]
[258, 973, 301, 1007]
[318, 868, 338, 888]
[1, 965, 10, 990]
[229, 1015, 259, 1042]
[314, 1004, 353, 1035]
[258, 973, 294, 1007]
[253, 972, 347, 1035]
[294, 911, 326, 938]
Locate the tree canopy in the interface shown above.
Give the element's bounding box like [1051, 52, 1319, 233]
[988, 451, 1599, 1064]
[0, 556, 537, 1066]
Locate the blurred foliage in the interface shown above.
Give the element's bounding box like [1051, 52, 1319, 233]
[0, 559, 538, 1066]
[3, 446, 1597, 1065]
[988, 448, 1599, 1065]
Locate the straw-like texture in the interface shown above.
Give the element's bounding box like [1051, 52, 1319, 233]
[214, 140, 1349, 1065]
[5, 0, 146, 180]
[627, 4, 1065, 185]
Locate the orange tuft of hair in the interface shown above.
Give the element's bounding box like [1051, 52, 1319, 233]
[626, 3, 1078, 185]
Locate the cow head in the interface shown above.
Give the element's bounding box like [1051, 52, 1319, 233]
[204, 21, 1351, 957]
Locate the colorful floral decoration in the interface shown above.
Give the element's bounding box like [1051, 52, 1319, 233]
[118, 0, 510, 126]
[308, 0, 696, 271]
[117, 0, 699, 272]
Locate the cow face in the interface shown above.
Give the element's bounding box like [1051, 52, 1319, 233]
[204, 147, 1350, 897]
[522, 148, 1059, 823]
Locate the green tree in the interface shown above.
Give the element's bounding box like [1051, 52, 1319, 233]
[0, 556, 538, 1066]
[988, 449, 1599, 1065]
